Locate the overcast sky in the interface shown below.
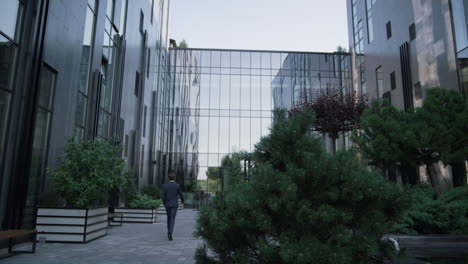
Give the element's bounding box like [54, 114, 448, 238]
[169, 0, 349, 52]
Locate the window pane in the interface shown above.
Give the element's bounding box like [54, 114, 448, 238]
[210, 74, 220, 109]
[251, 52, 261, 68]
[119, 0, 127, 34]
[240, 118, 250, 151]
[229, 117, 240, 152]
[0, 35, 17, 92]
[0, 0, 20, 39]
[0, 90, 11, 162]
[240, 76, 250, 109]
[219, 117, 229, 153]
[231, 52, 240, 68]
[219, 75, 230, 109]
[241, 52, 250, 68]
[221, 51, 230, 68]
[38, 66, 55, 109]
[208, 117, 219, 153]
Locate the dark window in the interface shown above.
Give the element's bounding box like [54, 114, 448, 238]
[390, 71, 396, 90]
[143, 105, 147, 137]
[386, 21, 392, 39]
[140, 144, 144, 177]
[124, 134, 129, 156]
[414, 82, 422, 100]
[147, 48, 151, 78]
[409, 23, 416, 41]
[383, 91, 392, 104]
[30, 64, 57, 196]
[139, 10, 144, 34]
[135, 71, 140, 96]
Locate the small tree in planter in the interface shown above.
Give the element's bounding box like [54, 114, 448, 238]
[36, 139, 124, 243]
[115, 172, 162, 223]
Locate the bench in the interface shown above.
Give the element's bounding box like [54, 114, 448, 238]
[107, 212, 123, 227]
[0, 229, 37, 258]
[383, 234, 468, 258]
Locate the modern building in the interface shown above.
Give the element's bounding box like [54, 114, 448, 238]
[347, 0, 467, 109]
[0, 0, 170, 230]
[164, 48, 354, 183]
[346, 0, 467, 183]
[1, 0, 467, 235]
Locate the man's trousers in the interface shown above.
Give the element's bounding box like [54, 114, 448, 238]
[165, 206, 178, 234]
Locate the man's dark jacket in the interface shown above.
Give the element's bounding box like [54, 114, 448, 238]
[162, 181, 184, 207]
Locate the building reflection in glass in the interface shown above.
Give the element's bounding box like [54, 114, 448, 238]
[165, 49, 351, 188]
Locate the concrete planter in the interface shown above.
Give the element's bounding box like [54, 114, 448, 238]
[35, 207, 108, 243]
[113, 208, 157, 223]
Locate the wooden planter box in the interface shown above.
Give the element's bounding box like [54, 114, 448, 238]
[35, 207, 108, 243]
[113, 208, 157, 223]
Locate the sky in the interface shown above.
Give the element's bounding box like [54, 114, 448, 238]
[169, 0, 349, 52]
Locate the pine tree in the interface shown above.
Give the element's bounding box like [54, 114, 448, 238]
[354, 88, 468, 189]
[195, 109, 408, 264]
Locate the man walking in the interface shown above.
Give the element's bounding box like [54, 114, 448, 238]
[162, 172, 184, 241]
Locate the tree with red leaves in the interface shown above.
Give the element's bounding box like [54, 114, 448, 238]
[289, 89, 368, 153]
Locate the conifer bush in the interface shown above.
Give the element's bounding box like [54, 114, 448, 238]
[195, 110, 409, 264]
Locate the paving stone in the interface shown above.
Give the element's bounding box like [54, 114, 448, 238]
[3, 210, 202, 264]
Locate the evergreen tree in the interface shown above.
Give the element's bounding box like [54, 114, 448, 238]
[354, 88, 468, 189]
[195, 109, 408, 264]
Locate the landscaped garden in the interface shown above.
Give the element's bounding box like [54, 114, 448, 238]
[194, 88, 468, 264]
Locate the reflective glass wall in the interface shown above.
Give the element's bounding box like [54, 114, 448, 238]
[166, 49, 352, 185]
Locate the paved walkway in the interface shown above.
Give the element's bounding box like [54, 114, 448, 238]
[4, 209, 202, 264]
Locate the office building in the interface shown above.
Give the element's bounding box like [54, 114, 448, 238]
[0, 0, 170, 230]
[347, 0, 467, 109]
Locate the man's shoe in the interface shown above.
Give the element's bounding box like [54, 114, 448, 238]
[169, 234, 173, 241]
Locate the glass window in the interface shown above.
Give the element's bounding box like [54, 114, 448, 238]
[221, 52, 230, 68]
[28, 64, 56, 206]
[251, 52, 261, 69]
[409, 23, 416, 41]
[390, 71, 396, 90]
[386, 21, 392, 39]
[0, 90, 11, 163]
[0, 35, 18, 92]
[366, 0, 375, 43]
[241, 52, 250, 68]
[452, 0, 468, 52]
[376, 66, 383, 98]
[211, 51, 221, 67]
[231, 51, 240, 68]
[0, 0, 21, 40]
[119, 0, 128, 35]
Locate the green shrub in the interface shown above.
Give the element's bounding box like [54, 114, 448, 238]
[48, 139, 124, 208]
[393, 185, 468, 234]
[195, 109, 409, 264]
[142, 185, 161, 199]
[128, 193, 161, 209]
[121, 169, 138, 205]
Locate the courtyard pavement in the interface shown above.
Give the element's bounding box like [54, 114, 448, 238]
[3, 209, 202, 264]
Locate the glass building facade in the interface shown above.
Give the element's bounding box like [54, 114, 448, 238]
[0, 0, 171, 230]
[165, 49, 352, 185]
